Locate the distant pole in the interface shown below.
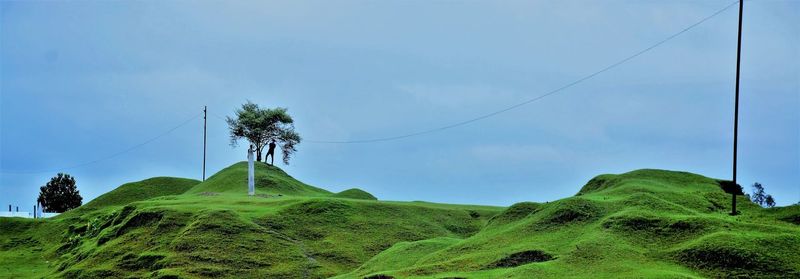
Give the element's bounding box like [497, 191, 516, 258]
[731, 0, 743, 216]
[33, 205, 36, 219]
[203, 106, 207, 181]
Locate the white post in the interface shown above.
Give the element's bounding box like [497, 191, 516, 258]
[247, 145, 255, 196]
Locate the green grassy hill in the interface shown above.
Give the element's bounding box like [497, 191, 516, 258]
[185, 162, 331, 197]
[337, 169, 800, 279]
[332, 188, 377, 200]
[83, 177, 200, 209]
[1, 164, 798, 278]
[1, 162, 500, 278]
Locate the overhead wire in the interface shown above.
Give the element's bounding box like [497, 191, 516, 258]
[0, 111, 204, 174]
[305, 0, 740, 144]
[0, 1, 740, 173]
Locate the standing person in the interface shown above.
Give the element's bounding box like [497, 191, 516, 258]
[266, 140, 277, 166]
[247, 144, 255, 196]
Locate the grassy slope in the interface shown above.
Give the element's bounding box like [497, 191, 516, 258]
[331, 188, 378, 200]
[83, 177, 200, 209]
[185, 162, 331, 197]
[0, 162, 501, 278]
[337, 169, 800, 279]
[0, 176, 199, 278]
[2, 166, 797, 278]
[0, 218, 59, 277]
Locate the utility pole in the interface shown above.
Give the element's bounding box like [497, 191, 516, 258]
[203, 106, 208, 181]
[732, 0, 744, 216]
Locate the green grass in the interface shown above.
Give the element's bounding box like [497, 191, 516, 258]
[185, 162, 331, 197]
[331, 188, 377, 200]
[1, 164, 798, 278]
[83, 177, 200, 208]
[337, 169, 800, 279]
[0, 218, 53, 277]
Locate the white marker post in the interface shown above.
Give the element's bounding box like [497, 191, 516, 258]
[247, 145, 255, 196]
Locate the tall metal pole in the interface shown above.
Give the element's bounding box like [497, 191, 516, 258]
[203, 106, 207, 181]
[732, 0, 743, 216]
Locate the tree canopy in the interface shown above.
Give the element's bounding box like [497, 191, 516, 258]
[226, 101, 302, 164]
[37, 173, 83, 213]
[750, 182, 776, 208]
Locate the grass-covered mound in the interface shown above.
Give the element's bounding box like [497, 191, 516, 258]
[674, 232, 800, 278]
[3, 166, 798, 278]
[331, 188, 377, 200]
[344, 237, 461, 277]
[0, 162, 501, 278]
[338, 169, 800, 278]
[257, 198, 494, 276]
[83, 177, 199, 208]
[186, 162, 331, 197]
[487, 202, 540, 225]
[44, 198, 497, 278]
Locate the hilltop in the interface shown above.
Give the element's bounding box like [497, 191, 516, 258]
[340, 169, 800, 278]
[1, 162, 500, 278]
[0, 163, 798, 278]
[185, 162, 331, 197]
[82, 177, 200, 209]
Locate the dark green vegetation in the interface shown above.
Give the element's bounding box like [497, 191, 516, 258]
[225, 101, 301, 164]
[749, 182, 776, 208]
[2, 165, 798, 278]
[38, 173, 83, 213]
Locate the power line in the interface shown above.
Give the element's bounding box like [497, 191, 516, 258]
[209, 111, 228, 123]
[0, 1, 739, 175]
[306, 1, 740, 144]
[0, 112, 204, 174]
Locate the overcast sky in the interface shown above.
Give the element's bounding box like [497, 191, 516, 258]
[1, 0, 798, 210]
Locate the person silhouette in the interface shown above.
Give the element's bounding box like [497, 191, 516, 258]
[266, 140, 277, 166]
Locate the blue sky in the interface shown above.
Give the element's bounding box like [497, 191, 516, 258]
[1, 0, 798, 210]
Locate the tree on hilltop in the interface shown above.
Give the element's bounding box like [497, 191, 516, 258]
[226, 101, 302, 164]
[38, 173, 83, 213]
[750, 182, 776, 208]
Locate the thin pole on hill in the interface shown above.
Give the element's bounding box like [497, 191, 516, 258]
[731, 0, 743, 216]
[203, 106, 207, 181]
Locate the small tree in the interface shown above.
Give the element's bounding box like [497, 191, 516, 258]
[37, 173, 82, 213]
[750, 182, 776, 208]
[764, 195, 776, 208]
[751, 182, 766, 205]
[226, 101, 302, 164]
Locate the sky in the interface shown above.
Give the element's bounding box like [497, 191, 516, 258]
[1, 0, 798, 210]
